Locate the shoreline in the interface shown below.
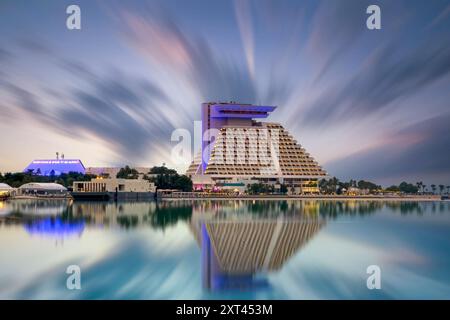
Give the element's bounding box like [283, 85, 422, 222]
[159, 195, 444, 201]
[1, 195, 445, 202]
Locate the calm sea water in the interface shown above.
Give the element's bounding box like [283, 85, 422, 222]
[0, 199, 449, 299]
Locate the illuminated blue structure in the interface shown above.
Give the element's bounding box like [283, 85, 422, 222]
[24, 159, 85, 176]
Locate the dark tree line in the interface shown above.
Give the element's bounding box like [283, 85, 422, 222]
[114, 165, 193, 192]
[0, 171, 96, 188]
[247, 183, 288, 195]
[385, 182, 418, 193]
[148, 166, 193, 192]
[116, 165, 139, 179]
[319, 178, 382, 194]
[319, 177, 450, 195]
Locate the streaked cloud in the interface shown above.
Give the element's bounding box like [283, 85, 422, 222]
[302, 40, 450, 126]
[326, 113, 450, 183]
[121, 6, 259, 103]
[1, 61, 174, 163]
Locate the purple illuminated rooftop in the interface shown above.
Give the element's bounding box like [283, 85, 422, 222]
[24, 159, 86, 176]
[208, 103, 276, 119]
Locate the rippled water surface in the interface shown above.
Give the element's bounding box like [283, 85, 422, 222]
[0, 199, 449, 299]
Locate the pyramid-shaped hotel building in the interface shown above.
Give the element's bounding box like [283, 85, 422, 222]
[186, 102, 327, 194]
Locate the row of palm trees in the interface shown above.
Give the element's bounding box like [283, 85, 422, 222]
[319, 178, 450, 195]
[415, 182, 450, 195]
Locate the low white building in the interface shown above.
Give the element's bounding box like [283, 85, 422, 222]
[17, 182, 68, 196]
[346, 187, 370, 196]
[0, 183, 14, 198]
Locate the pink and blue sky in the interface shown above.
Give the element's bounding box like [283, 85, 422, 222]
[0, 0, 449, 185]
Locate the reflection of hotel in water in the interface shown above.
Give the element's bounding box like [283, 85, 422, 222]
[189, 201, 325, 290]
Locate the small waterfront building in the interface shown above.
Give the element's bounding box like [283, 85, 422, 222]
[17, 183, 69, 197]
[73, 178, 155, 193]
[186, 102, 328, 194]
[346, 187, 370, 196]
[191, 175, 215, 191]
[72, 178, 156, 200]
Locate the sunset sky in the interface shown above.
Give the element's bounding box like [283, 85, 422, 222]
[0, 0, 449, 186]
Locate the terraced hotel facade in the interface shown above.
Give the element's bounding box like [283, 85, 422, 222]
[186, 102, 327, 194]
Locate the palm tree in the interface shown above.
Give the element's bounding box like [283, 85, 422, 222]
[447, 185, 450, 195]
[439, 185, 444, 195]
[331, 177, 339, 194]
[431, 184, 436, 194]
[416, 182, 422, 194]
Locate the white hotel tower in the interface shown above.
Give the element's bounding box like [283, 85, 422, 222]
[186, 102, 327, 194]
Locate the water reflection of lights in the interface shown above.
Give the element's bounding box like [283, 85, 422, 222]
[24, 217, 85, 239]
[0, 201, 12, 216]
